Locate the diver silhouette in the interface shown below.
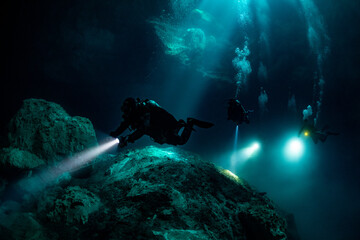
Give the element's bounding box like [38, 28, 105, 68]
[298, 119, 339, 144]
[227, 98, 253, 125]
[110, 97, 214, 147]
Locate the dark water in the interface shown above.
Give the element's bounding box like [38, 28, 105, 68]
[2, 0, 360, 239]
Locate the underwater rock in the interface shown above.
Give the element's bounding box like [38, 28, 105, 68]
[6, 212, 48, 240]
[1, 146, 294, 239]
[0, 147, 45, 170]
[153, 229, 209, 239]
[0, 199, 49, 239]
[0, 148, 45, 200]
[7, 98, 97, 163]
[43, 186, 101, 225]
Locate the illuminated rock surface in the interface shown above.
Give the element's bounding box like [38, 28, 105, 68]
[1, 146, 299, 239]
[0, 99, 299, 239]
[0, 148, 45, 170]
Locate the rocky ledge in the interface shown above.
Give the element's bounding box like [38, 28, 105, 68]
[0, 99, 299, 240]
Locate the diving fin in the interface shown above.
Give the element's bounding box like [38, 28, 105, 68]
[187, 118, 214, 128]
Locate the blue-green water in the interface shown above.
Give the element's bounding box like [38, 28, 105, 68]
[1, 0, 359, 239]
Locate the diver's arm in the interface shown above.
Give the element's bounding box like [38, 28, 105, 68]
[110, 120, 130, 137]
[117, 129, 145, 148]
[127, 129, 145, 143]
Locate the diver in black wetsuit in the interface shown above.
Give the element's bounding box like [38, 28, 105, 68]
[227, 98, 253, 125]
[110, 97, 214, 147]
[298, 119, 339, 144]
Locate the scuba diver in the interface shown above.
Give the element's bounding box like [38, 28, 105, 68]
[110, 97, 214, 147]
[227, 98, 253, 125]
[298, 119, 339, 144]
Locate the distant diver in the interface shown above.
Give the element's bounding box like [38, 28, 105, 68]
[227, 98, 253, 125]
[110, 97, 214, 147]
[298, 119, 339, 144]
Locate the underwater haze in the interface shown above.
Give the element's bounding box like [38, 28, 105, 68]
[2, 0, 360, 239]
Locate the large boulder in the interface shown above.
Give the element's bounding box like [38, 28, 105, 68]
[0, 99, 98, 204]
[0, 148, 45, 170]
[0, 146, 296, 240]
[2, 212, 48, 240]
[7, 98, 97, 163]
[45, 186, 101, 225]
[0, 201, 48, 239]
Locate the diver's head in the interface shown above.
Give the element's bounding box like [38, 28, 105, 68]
[121, 97, 137, 113]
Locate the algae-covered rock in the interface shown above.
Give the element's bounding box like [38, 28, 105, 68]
[0, 199, 49, 240]
[0, 148, 45, 198]
[7, 98, 97, 162]
[153, 229, 210, 239]
[0, 147, 45, 169]
[45, 186, 101, 225]
[2, 146, 296, 240]
[7, 212, 48, 240]
[91, 146, 289, 240]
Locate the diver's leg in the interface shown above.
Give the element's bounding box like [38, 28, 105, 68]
[177, 118, 202, 145]
[178, 118, 214, 144]
[187, 118, 214, 128]
[162, 120, 186, 146]
[163, 123, 193, 146]
[177, 125, 193, 145]
[167, 118, 213, 145]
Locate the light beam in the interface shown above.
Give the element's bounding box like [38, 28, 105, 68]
[16, 138, 119, 195]
[243, 142, 260, 158]
[231, 141, 261, 169]
[234, 125, 239, 151]
[284, 137, 304, 161]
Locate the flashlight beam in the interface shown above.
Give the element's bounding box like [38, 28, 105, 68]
[16, 138, 119, 195]
[231, 141, 261, 170]
[59, 138, 119, 174]
[234, 125, 239, 151]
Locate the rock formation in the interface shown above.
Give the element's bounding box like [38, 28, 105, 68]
[7, 98, 97, 163]
[0, 98, 97, 202]
[0, 99, 299, 240]
[1, 145, 295, 240]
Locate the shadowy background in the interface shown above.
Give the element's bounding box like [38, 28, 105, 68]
[1, 0, 360, 239]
